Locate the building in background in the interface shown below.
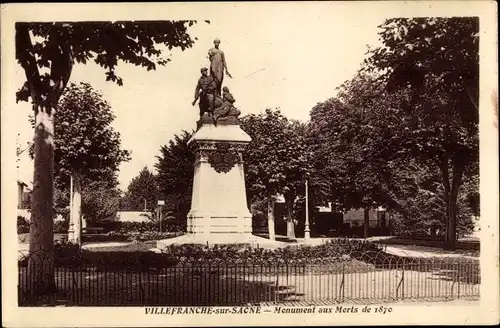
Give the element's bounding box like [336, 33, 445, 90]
[17, 180, 31, 220]
[342, 207, 391, 229]
[17, 180, 27, 209]
[115, 211, 151, 223]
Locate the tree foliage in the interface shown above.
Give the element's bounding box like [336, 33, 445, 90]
[308, 73, 397, 213]
[155, 130, 195, 230]
[82, 180, 122, 225]
[241, 109, 311, 201]
[54, 82, 130, 189]
[308, 17, 479, 247]
[16, 21, 202, 105]
[364, 17, 479, 249]
[15, 20, 203, 294]
[241, 109, 312, 238]
[121, 167, 159, 211]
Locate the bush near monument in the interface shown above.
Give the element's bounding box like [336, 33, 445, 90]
[82, 231, 183, 243]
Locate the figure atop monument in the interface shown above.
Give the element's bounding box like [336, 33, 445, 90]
[193, 67, 217, 117]
[212, 86, 241, 125]
[208, 38, 232, 95]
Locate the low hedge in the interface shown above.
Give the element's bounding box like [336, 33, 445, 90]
[89, 220, 185, 234]
[19, 239, 381, 268]
[82, 231, 184, 243]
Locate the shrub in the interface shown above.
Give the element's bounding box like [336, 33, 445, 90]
[17, 216, 30, 234]
[161, 239, 385, 265]
[53, 218, 69, 233]
[54, 240, 82, 259]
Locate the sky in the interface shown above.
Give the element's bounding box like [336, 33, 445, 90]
[14, 9, 389, 191]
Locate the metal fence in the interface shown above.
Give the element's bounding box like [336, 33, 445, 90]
[18, 250, 480, 306]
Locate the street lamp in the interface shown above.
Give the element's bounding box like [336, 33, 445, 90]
[304, 172, 311, 241]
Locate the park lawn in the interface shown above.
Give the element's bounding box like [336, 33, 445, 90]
[374, 237, 480, 252]
[84, 241, 157, 252]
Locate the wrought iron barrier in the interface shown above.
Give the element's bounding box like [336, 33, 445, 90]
[18, 248, 480, 306]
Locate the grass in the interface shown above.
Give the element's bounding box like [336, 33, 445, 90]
[374, 237, 480, 252]
[84, 241, 157, 252]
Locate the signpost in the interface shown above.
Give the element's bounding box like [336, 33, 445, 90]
[158, 200, 165, 232]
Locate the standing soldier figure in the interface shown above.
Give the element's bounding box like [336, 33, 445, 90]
[193, 67, 217, 117]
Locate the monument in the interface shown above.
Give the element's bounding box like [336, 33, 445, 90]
[156, 38, 282, 248]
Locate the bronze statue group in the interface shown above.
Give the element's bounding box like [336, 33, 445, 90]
[192, 38, 241, 124]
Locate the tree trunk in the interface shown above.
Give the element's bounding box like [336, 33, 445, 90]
[267, 198, 275, 241]
[69, 171, 82, 246]
[17, 23, 73, 297]
[286, 220, 296, 239]
[441, 155, 465, 250]
[28, 106, 56, 295]
[363, 208, 370, 239]
[285, 194, 296, 239]
[444, 161, 464, 250]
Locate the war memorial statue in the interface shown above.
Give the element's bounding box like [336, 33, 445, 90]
[192, 67, 217, 117]
[156, 37, 282, 248]
[208, 38, 232, 95]
[192, 38, 241, 125]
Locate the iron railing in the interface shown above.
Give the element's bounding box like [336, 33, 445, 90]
[18, 249, 480, 306]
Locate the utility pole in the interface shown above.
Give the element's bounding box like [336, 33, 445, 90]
[304, 173, 311, 241]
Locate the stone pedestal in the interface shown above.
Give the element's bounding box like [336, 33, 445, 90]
[156, 115, 284, 249]
[186, 117, 252, 236]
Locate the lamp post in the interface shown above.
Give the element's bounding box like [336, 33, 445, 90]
[304, 172, 311, 241]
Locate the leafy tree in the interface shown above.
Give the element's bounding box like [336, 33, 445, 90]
[121, 167, 159, 211]
[241, 109, 311, 239]
[82, 180, 122, 226]
[364, 17, 479, 249]
[308, 73, 398, 237]
[53, 82, 130, 245]
[390, 166, 476, 239]
[155, 130, 195, 231]
[15, 20, 203, 294]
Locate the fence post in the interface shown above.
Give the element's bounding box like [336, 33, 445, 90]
[140, 269, 145, 306]
[340, 263, 345, 302]
[396, 262, 405, 300]
[208, 263, 211, 305]
[457, 263, 461, 299]
[401, 269, 405, 300]
[275, 265, 279, 303]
